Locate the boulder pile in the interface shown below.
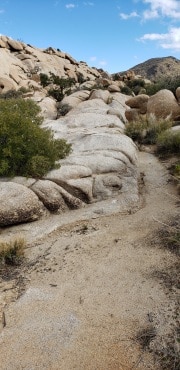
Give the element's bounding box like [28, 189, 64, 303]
[125, 88, 180, 122]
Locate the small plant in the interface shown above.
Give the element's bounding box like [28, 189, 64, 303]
[136, 325, 156, 350]
[169, 162, 180, 178]
[0, 237, 25, 266]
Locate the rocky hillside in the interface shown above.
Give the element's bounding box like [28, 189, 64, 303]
[0, 36, 179, 228]
[0, 35, 101, 93]
[116, 56, 180, 81]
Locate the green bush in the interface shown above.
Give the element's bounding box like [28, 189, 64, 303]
[40, 73, 76, 101]
[40, 73, 50, 87]
[0, 98, 72, 177]
[48, 88, 64, 102]
[156, 130, 180, 156]
[124, 79, 146, 96]
[121, 86, 132, 95]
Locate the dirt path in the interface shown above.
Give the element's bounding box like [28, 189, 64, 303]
[0, 151, 179, 370]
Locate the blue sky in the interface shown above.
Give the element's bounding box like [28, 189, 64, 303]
[0, 0, 180, 73]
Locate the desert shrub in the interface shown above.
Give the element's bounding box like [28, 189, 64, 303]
[128, 79, 145, 88]
[0, 237, 25, 266]
[49, 73, 75, 91]
[125, 119, 172, 145]
[125, 120, 148, 142]
[40, 73, 50, 87]
[127, 79, 145, 95]
[121, 86, 132, 95]
[48, 88, 64, 102]
[156, 130, 180, 156]
[40, 73, 76, 101]
[0, 98, 72, 177]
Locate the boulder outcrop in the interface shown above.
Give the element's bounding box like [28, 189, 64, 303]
[147, 89, 180, 120]
[0, 182, 44, 226]
[0, 35, 101, 94]
[125, 89, 180, 122]
[0, 37, 140, 227]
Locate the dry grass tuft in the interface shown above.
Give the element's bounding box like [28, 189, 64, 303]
[0, 237, 25, 266]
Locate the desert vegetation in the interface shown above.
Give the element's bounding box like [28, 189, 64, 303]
[0, 237, 25, 266]
[119, 75, 180, 96]
[40, 72, 76, 101]
[125, 118, 180, 191]
[125, 118, 173, 145]
[0, 98, 72, 177]
[145, 75, 180, 96]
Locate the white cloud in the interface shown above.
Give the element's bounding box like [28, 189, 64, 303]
[83, 2, 94, 5]
[99, 60, 107, 67]
[139, 26, 180, 50]
[0, 9, 4, 14]
[143, 0, 180, 20]
[119, 11, 139, 20]
[65, 3, 76, 9]
[89, 56, 97, 61]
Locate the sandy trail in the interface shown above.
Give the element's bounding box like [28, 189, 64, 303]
[0, 151, 179, 370]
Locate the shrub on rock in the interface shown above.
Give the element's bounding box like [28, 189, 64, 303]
[0, 98, 72, 177]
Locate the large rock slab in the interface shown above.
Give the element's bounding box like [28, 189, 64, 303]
[42, 95, 138, 203]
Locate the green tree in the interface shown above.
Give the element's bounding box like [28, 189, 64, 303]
[40, 72, 76, 101]
[0, 98, 72, 177]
